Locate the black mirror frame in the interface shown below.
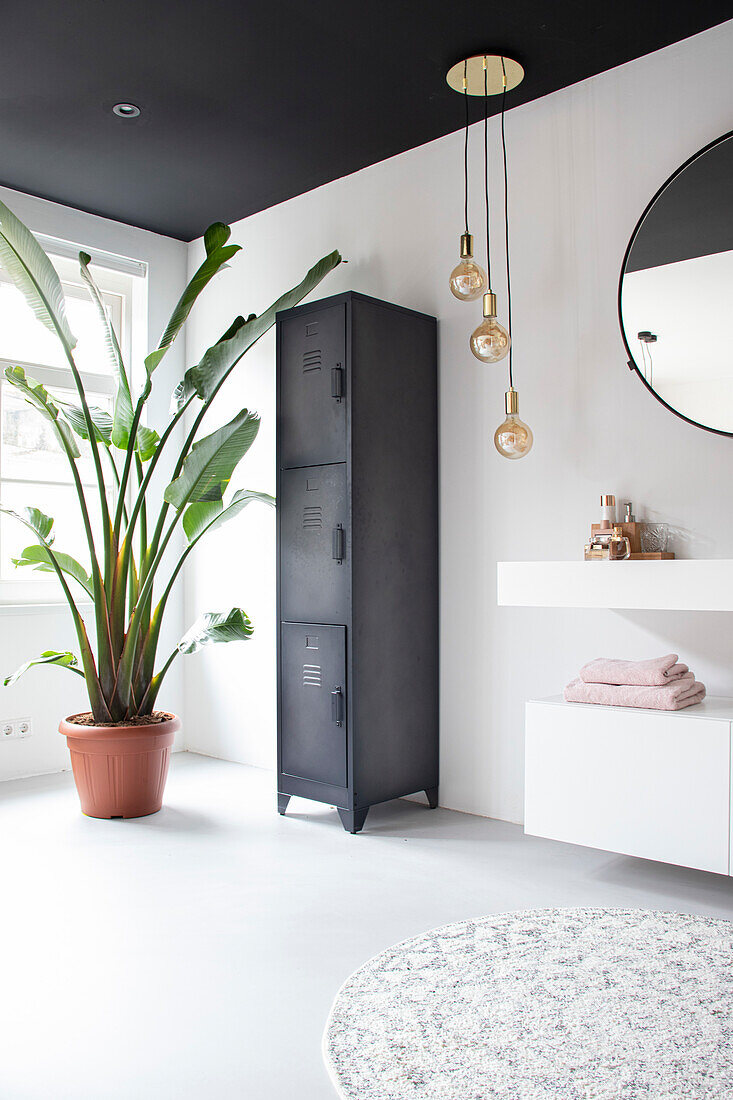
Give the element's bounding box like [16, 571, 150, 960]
[618, 129, 733, 439]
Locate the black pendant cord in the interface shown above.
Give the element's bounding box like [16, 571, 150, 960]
[500, 57, 513, 389]
[463, 60, 469, 236]
[483, 61, 492, 288]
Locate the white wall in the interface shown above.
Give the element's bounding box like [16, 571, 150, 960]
[183, 21, 733, 823]
[0, 187, 188, 780]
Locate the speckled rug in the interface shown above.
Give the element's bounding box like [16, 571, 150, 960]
[323, 907, 733, 1099]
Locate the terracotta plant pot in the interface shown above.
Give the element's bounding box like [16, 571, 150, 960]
[59, 713, 181, 819]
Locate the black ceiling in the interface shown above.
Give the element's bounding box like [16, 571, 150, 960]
[1, 1, 731, 241]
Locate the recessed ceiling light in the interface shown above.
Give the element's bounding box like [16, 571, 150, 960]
[112, 103, 141, 118]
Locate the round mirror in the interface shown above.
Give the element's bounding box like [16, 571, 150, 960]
[619, 131, 733, 436]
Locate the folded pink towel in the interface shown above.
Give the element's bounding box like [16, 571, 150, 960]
[579, 654, 690, 686]
[564, 674, 706, 711]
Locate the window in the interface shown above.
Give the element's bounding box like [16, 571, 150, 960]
[0, 244, 147, 602]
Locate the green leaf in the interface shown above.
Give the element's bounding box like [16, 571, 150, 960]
[136, 423, 160, 462]
[78, 253, 160, 462]
[204, 223, 231, 253]
[0, 199, 76, 350]
[145, 222, 241, 376]
[4, 366, 80, 458]
[177, 609, 253, 655]
[78, 252, 135, 448]
[163, 409, 260, 511]
[174, 250, 341, 409]
[4, 650, 82, 687]
[57, 398, 113, 445]
[171, 315, 252, 411]
[182, 488, 274, 543]
[12, 544, 93, 596]
[0, 505, 55, 545]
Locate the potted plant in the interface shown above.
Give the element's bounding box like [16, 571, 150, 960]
[0, 199, 340, 817]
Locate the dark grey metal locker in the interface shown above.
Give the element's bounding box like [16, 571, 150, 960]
[279, 464, 349, 625]
[278, 302, 346, 469]
[280, 623, 347, 788]
[276, 291, 438, 833]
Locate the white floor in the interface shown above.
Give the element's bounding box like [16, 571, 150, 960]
[2, 753, 733, 1100]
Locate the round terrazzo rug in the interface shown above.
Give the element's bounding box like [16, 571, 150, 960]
[323, 908, 733, 1099]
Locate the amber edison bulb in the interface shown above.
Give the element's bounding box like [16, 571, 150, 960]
[470, 290, 510, 363]
[471, 317, 511, 362]
[494, 389, 533, 460]
[449, 233, 487, 301]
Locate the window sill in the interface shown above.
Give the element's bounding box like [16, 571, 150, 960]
[0, 600, 93, 617]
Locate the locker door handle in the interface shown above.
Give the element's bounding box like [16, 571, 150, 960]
[331, 687, 344, 726]
[332, 524, 345, 563]
[331, 365, 344, 402]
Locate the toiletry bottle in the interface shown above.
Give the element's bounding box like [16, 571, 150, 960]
[601, 494, 616, 525]
[584, 541, 609, 560]
[623, 501, 635, 523]
[609, 525, 631, 561]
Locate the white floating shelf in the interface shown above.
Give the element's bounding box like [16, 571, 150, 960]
[497, 560, 733, 611]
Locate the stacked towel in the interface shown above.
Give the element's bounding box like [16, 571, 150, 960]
[565, 654, 706, 711]
[579, 654, 689, 686]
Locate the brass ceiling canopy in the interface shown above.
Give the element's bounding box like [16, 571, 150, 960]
[445, 55, 524, 97]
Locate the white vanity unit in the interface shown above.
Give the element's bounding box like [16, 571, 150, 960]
[498, 560, 733, 876]
[513, 130, 733, 877]
[525, 696, 733, 876]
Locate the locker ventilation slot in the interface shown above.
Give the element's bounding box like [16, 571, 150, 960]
[303, 506, 323, 529]
[303, 664, 322, 687]
[302, 350, 322, 373]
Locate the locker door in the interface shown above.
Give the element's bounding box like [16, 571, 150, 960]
[280, 464, 348, 624]
[280, 623, 347, 788]
[279, 304, 346, 469]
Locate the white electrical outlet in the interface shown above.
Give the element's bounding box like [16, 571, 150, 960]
[1, 718, 32, 740]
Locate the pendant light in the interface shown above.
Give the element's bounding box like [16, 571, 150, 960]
[446, 53, 533, 459]
[493, 58, 532, 458]
[470, 57, 510, 363]
[494, 388, 533, 459]
[448, 62, 487, 301]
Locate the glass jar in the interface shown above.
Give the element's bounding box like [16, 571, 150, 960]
[641, 523, 669, 554]
[609, 526, 631, 561]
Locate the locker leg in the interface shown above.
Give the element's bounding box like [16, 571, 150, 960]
[425, 786, 439, 809]
[338, 807, 369, 834]
[278, 793, 291, 816]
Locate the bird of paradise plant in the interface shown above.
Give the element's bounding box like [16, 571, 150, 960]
[0, 199, 340, 722]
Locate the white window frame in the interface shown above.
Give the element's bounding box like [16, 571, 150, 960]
[0, 241, 148, 608]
